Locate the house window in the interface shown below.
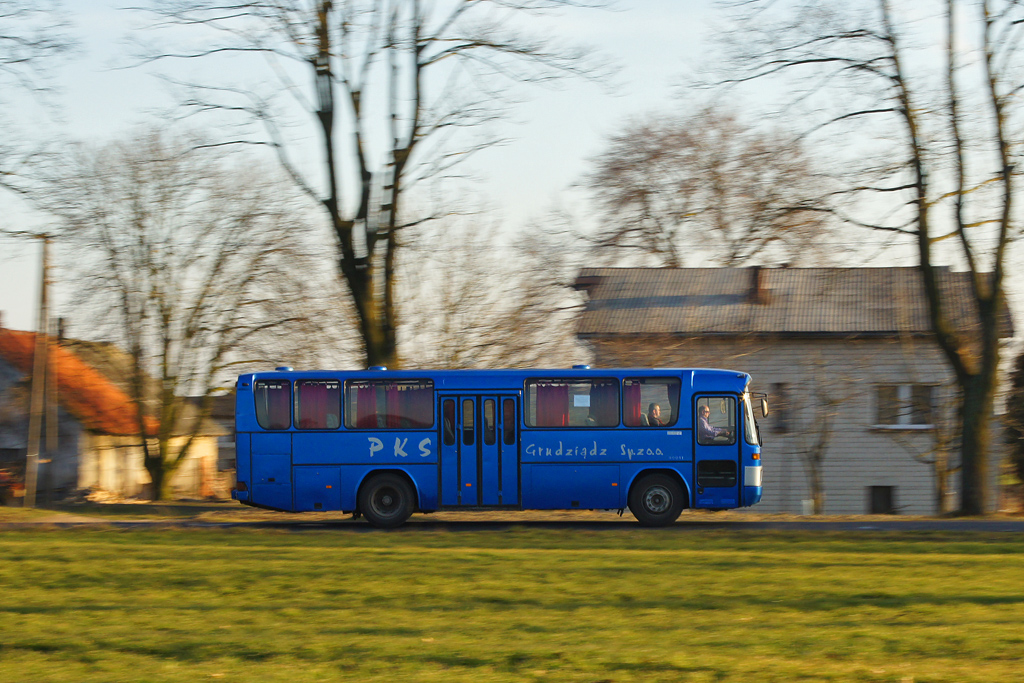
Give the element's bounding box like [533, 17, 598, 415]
[875, 385, 934, 428]
[867, 486, 897, 514]
[771, 382, 789, 433]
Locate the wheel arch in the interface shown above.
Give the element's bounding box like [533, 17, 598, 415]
[355, 468, 422, 513]
[626, 467, 691, 510]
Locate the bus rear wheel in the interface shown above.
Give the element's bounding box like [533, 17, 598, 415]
[629, 473, 685, 527]
[358, 473, 415, 529]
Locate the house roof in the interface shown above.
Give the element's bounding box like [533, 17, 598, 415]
[575, 266, 1014, 339]
[0, 328, 158, 436]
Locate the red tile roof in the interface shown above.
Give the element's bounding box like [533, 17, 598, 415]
[0, 329, 157, 436]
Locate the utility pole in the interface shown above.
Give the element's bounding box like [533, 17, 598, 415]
[24, 236, 50, 508]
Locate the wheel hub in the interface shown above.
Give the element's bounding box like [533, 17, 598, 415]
[374, 487, 399, 514]
[644, 486, 672, 514]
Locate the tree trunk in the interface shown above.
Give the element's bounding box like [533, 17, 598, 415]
[811, 462, 825, 515]
[934, 452, 949, 515]
[343, 259, 399, 369]
[145, 455, 168, 501]
[959, 375, 994, 515]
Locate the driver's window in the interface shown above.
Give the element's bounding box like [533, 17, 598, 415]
[696, 397, 736, 446]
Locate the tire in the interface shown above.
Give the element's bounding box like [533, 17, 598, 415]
[358, 473, 415, 529]
[628, 473, 685, 527]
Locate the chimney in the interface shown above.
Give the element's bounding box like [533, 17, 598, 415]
[748, 265, 768, 305]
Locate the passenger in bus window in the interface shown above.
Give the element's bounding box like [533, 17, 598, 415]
[647, 403, 665, 426]
[698, 404, 733, 443]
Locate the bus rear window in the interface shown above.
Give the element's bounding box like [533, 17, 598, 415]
[623, 378, 681, 428]
[295, 380, 341, 429]
[525, 378, 619, 428]
[255, 380, 291, 430]
[345, 379, 434, 429]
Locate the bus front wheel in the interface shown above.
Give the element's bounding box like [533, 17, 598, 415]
[358, 473, 415, 529]
[629, 473, 685, 527]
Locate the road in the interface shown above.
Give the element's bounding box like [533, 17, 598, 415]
[1, 509, 1023, 532]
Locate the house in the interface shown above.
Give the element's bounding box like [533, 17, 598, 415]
[574, 266, 1014, 515]
[0, 324, 228, 501]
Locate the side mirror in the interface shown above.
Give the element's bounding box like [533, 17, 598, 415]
[760, 398, 769, 418]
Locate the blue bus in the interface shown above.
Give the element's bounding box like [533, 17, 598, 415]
[232, 366, 767, 527]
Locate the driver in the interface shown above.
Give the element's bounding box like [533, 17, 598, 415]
[698, 404, 733, 442]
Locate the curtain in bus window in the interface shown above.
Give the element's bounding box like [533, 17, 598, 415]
[405, 385, 433, 427]
[356, 385, 378, 428]
[667, 381, 681, 423]
[536, 383, 569, 427]
[385, 384, 402, 428]
[590, 380, 619, 426]
[297, 382, 329, 429]
[623, 381, 642, 427]
[383, 383, 434, 428]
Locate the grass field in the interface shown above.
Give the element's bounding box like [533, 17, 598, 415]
[1, 528, 1022, 682]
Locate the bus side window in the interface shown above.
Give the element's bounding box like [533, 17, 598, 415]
[255, 380, 291, 430]
[463, 399, 475, 445]
[484, 399, 496, 445]
[623, 378, 681, 428]
[295, 380, 341, 430]
[443, 399, 456, 446]
[502, 399, 516, 445]
[696, 397, 736, 446]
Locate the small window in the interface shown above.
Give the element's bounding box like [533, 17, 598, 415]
[502, 399, 516, 445]
[443, 399, 456, 446]
[868, 485, 896, 514]
[525, 378, 619, 428]
[876, 385, 933, 427]
[345, 379, 434, 429]
[697, 460, 737, 488]
[484, 399, 496, 445]
[696, 397, 736, 446]
[255, 380, 291, 430]
[463, 399, 475, 445]
[623, 378, 681, 427]
[295, 380, 341, 429]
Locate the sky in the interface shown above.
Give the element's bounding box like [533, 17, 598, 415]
[1, 0, 723, 332]
[0, 0, 1002, 337]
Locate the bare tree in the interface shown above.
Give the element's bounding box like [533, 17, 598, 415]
[131, 0, 600, 368]
[399, 216, 588, 368]
[45, 129, 341, 499]
[584, 107, 834, 268]
[712, 0, 1021, 515]
[0, 0, 74, 202]
[793, 376, 840, 515]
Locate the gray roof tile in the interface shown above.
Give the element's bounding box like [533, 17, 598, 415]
[575, 267, 1013, 338]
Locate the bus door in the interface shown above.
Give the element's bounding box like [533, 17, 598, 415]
[439, 395, 520, 507]
[693, 395, 741, 508]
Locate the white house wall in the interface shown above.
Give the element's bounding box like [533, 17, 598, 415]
[78, 433, 223, 499]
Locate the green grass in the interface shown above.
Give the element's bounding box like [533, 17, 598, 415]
[1, 529, 1022, 682]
